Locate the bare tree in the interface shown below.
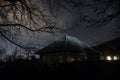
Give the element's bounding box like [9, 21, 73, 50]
[0, 0, 64, 50]
[84, 0, 120, 27]
[0, 46, 5, 60]
[47, 0, 120, 27]
[0, 0, 120, 51]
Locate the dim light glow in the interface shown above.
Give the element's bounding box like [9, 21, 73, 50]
[71, 58, 75, 62]
[106, 56, 112, 61]
[113, 56, 118, 60]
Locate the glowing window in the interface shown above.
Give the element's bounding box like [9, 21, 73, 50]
[113, 56, 118, 60]
[71, 58, 75, 62]
[106, 56, 112, 61]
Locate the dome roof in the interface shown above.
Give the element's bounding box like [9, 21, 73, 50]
[35, 35, 94, 54]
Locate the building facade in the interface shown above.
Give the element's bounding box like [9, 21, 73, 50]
[35, 35, 99, 64]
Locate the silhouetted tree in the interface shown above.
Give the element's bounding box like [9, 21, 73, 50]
[0, 0, 120, 51]
[0, 46, 5, 60]
[0, 0, 64, 50]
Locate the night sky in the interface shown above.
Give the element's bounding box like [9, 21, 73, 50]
[50, 0, 120, 46]
[0, 0, 120, 55]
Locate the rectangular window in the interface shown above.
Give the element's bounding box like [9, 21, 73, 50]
[58, 56, 63, 63]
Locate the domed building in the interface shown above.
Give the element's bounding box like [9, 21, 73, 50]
[93, 37, 120, 61]
[35, 35, 99, 64]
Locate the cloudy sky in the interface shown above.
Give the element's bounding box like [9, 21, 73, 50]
[52, 0, 120, 46]
[0, 0, 120, 55]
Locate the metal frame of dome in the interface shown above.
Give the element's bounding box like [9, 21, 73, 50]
[35, 35, 94, 54]
[35, 35, 99, 63]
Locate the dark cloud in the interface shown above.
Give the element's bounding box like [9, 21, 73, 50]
[0, 0, 120, 55]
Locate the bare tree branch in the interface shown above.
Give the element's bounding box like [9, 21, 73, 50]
[0, 30, 34, 49]
[0, 0, 120, 50]
[0, 0, 60, 49]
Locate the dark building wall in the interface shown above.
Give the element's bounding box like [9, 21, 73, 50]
[39, 52, 99, 64]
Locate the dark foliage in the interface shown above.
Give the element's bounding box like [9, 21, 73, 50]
[0, 59, 120, 80]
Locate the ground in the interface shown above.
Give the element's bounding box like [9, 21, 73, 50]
[0, 59, 120, 80]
